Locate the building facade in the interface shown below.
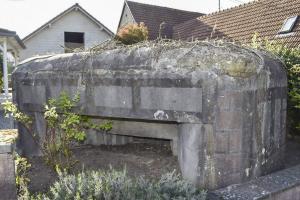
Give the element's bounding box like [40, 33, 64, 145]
[20, 4, 114, 61]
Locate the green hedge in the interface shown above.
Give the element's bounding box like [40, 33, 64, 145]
[251, 34, 300, 136]
[30, 170, 206, 200]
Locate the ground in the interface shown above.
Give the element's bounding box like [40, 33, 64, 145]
[27, 137, 300, 194]
[28, 139, 180, 194]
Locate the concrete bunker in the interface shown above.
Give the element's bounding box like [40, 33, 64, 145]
[13, 41, 287, 189]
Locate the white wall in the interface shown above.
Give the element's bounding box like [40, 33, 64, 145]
[118, 4, 135, 29]
[20, 10, 112, 61]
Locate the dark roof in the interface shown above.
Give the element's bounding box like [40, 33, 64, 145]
[125, 1, 204, 40]
[23, 3, 114, 42]
[173, 0, 300, 47]
[0, 28, 25, 49]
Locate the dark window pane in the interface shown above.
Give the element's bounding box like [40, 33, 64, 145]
[64, 32, 84, 43]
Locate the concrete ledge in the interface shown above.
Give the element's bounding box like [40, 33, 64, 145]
[0, 153, 17, 200]
[0, 129, 17, 153]
[0, 129, 17, 200]
[208, 164, 300, 200]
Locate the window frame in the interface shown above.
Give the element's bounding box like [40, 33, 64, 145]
[278, 16, 298, 34]
[64, 32, 85, 53]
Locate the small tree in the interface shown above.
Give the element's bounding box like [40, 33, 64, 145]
[116, 22, 149, 45]
[3, 92, 112, 171]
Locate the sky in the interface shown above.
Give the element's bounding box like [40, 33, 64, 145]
[0, 0, 252, 39]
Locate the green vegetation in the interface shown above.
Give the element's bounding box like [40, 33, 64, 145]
[251, 33, 300, 136]
[0, 54, 3, 89]
[30, 169, 206, 200]
[15, 154, 31, 199]
[116, 22, 149, 45]
[3, 92, 112, 171]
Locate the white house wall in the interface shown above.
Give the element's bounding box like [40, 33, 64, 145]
[118, 4, 135, 29]
[20, 10, 112, 61]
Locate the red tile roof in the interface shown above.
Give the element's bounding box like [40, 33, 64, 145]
[173, 0, 300, 47]
[126, 1, 204, 40]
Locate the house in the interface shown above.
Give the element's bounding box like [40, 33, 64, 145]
[173, 0, 300, 47]
[20, 3, 114, 61]
[118, 0, 204, 40]
[0, 28, 25, 96]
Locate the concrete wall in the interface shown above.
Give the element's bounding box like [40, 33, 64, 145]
[13, 41, 287, 189]
[208, 164, 300, 200]
[20, 10, 112, 61]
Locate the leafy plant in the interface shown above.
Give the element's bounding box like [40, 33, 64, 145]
[250, 33, 300, 136]
[15, 154, 31, 200]
[116, 22, 149, 45]
[31, 169, 206, 200]
[0, 54, 3, 89]
[3, 92, 112, 171]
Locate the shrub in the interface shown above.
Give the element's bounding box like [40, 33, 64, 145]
[15, 154, 31, 199]
[116, 22, 149, 45]
[0, 54, 3, 89]
[250, 34, 300, 136]
[31, 169, 206, 200]
[3, 92, 112, 171]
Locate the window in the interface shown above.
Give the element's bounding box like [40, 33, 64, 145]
[64, 32, 84, 53]
[279, 16, 298, 34]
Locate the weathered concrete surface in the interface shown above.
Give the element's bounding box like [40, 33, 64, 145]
[208, 164, 300, 200]
[0, 129, 18, 200]
[13, 41, 287, 189]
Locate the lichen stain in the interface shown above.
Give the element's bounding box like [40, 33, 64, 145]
[221, 59, 257, 78]
[245, 168, 251, 177]
[204, 125, 217, 188]
[153, 110, 168, 120]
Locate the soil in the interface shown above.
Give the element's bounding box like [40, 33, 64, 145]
[27, 137, 300, 194]
[27, 139, 180, 194]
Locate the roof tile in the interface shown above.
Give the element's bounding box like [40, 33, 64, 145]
[173, 0, 300, 47]
[126, 1, 204, 40]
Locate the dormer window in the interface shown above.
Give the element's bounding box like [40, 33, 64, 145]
[279, 16, 298, 34]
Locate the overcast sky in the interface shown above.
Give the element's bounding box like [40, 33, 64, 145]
[0, 0, 252, 38]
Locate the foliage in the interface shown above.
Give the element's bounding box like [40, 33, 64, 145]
[250, 33, 300, 135]
[42, 92, 87, 171]
[3, 92, 112, 171]
[31, 169, 206, 200]
[2, 101, 33, 125]
[116, 22, 149, 45]
[0, 54, 4, 90]
[15, 154, 31, 200]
